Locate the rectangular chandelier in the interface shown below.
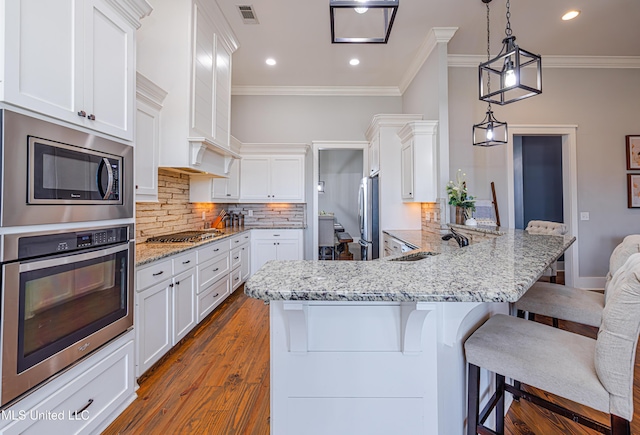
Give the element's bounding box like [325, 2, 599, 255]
[478, 37, 542, 105]
[330, 0, 399, 44]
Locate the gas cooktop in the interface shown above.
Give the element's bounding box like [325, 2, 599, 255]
[146, 230, 224, 244]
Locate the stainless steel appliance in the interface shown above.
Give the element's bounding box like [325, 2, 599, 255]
[0, 109, 133, 226]
[1, 224, 134, 406]
[358, 175, 379, 260]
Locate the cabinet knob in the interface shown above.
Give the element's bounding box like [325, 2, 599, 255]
[77, 110, 87, 118]
[88, 114, 96, 121]
[169, 283, 174, 287]
[175, 281, 180, 285]
[135, 185, 139, 189]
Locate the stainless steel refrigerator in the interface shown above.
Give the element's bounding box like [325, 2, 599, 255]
[358, 175, 379, 260]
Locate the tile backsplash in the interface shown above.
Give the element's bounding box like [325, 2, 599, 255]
[135, 169, 306, 243]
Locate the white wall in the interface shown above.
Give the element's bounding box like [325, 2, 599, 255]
[402, 49, 439, 118]
[318, 149, 363, 238]
[231, 95, 402, 143]
[446, 67, 640, 277]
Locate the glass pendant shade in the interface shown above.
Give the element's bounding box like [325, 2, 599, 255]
[479, 36, 542, 105]
[330, 0, 399, 43]
[473, 109, 508, 147]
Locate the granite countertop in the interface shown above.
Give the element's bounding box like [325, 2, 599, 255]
[136, 225, 305, 267]
[244, 228, 575, 303]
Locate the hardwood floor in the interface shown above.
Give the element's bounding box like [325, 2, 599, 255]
[105, 283, 640, 435]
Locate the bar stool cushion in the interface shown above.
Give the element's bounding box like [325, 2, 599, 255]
[465, 314, 610, 414]
[515, 282, 604, 327]
[596, 253, 640, 420]
[605, 235, 640, 295]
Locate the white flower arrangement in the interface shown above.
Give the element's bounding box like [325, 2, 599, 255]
[446, 169, 476, 219]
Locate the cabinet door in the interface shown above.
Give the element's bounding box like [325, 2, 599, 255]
[136, 279, 172, 377]
[212, 159, 239, 200]
[83, 0, 135, 140]
[172, 268, 197, 344]
[275, 239, 301, 261]
[401, 141, 414, 200]
[214, 38, 231, 148]
[191, 3, 215, 139]
[240, 157, 271, 200]
[240, 244, 251, 281]
[369, 133, 380, 176]
[135, 99, 160, 201]
[271, 156, 304, 201]
[252, 240, 278, 275]
[3, 0, 82, 126]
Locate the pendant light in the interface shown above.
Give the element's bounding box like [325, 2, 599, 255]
[478, 0, 542, 105]
[474, 0, 508, 147]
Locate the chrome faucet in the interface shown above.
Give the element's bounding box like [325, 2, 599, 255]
[442, 228, 469, 248]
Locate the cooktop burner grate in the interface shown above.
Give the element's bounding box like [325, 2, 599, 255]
[146, 230, 223, 243]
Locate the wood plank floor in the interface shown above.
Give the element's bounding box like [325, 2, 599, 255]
[104, 285, 640, 435]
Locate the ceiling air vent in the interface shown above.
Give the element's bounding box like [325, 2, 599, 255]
[237, 5, 259, 24]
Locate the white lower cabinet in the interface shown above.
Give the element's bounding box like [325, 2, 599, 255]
[251, 229, 303, 275]
[135, 251, 197, 377]
[197, 275, 229, 322]
[0, 332, 135, 435]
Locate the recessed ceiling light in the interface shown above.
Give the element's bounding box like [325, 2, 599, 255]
[349, 58, 360, 66]
[562, 10, 580, 20]
[265, 58, 276, 66]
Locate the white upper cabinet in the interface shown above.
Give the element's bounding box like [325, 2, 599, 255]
[397, 121, 439, 202]
[137, 0, 239, 175]
[238, 144, 308, 203]
[1, 0, 150, 141]
[135, 73, 167, 202]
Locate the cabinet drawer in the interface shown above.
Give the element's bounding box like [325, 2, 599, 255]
[231, 267, 242, 291]
[137, 259, 172, 291]
[197, 277, 229, 322]
[231, 246, 242, 270]
[228, 234, 244, 248]
[251, 229, 301, 240]
[173, 251, 197, 275]
[197, 240, 228, 264]
[198, 254, 229, 293]
[2, 341, 134, 435]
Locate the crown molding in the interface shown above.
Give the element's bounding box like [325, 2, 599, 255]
[240, 143, 310, 155]
[103, 0, 152, 29]
[136, 72, 168, 109]
[398, 27, 458, 94]
[448, 54, 640, 68]
[231, 85, 401, 97]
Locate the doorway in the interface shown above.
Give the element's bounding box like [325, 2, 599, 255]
[311, 141, 368, 261]
[505, 125, 578, 287]
[513, 135, 564, 230]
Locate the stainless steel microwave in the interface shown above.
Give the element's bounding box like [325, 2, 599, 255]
[29, 137, 123, 204]
[0, 109, 133, 226]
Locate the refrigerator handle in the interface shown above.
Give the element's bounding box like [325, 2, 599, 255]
[358, 183, 364, 235]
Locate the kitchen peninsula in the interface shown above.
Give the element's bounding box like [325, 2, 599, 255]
[245, 227, 575, 435]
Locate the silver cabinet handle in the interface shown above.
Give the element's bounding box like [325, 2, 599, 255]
[88, 114, 96, 121]
[77, 110, 87, 118]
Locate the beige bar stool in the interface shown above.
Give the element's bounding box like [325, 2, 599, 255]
[465, 252, 640, 435]
[516, 234, 640, 328]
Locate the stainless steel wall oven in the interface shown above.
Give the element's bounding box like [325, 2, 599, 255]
[1, 224, 134, 406]
[0, 109, 133, 226]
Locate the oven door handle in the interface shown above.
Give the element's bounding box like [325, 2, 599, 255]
[18, 244, 129, 273]
[97, 158, 114, 200]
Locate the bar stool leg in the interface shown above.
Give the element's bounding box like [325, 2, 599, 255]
[496, 374, 505, 434]
[467, 363, 480, 435]
[611, 415, 631, 435]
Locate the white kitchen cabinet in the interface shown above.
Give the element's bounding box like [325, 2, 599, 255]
[251, 229, 304, 275]
[2, 0, 149, 141]
[172, 267, 197, 343]
[369, 132, 380, 176]
[136, 277, 172, 377]
[135, 73, 167, 202]
[189, 159, 240, 202]
[136, 0, 239, 175]
[397, 121, 439, 202]
[135, 251, 197, 377]
[0, 332, 135, 435]
[240, 155, 305, 202]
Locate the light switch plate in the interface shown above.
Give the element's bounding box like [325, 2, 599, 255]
[580, 212, 590, 221]
[248, 210, 253, 217]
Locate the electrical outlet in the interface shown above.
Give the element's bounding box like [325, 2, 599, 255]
[202, 211, 206, 220]
[248, 210, 253, 217]
[580, 212, 590, 221]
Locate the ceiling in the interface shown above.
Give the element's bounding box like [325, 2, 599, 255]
[216, 0, 640, 93]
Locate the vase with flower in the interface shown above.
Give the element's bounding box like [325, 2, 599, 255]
[446, 170, 476, 225]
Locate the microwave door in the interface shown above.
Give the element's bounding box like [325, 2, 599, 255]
[97, 158, 114, 200]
